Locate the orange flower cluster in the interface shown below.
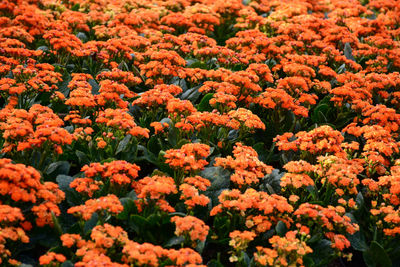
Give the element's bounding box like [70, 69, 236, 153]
[58, 223, 205, 266]
[215, 143, 273, 187]
[254, 231, 313, 267]
[317, 155, 363, 196]
[0, 159, 64, 227]
[139, 49, 186, 85]
[256, 88, 309, 117]
[0, 205, 29, 265]
[95, 108, 150, 139]
[275, 125, 345, 158]
[229, 230, 256, 262]
[343, 124, 400, 173]
[164, 143, 210, 173]
[171, 215, 210, 246]
[39, 252, 66, 266]
[65, 73, 96, 108]
[0, 105, 73, 154]
[294, 203, 359, 251]
[282, 155, 363, 201]
[179, 176, 211, 209]
[70, 160, 141, 197]
[227, 108, 266, 132]
[3, 0, 400, 265]
[67, 194, 124, 221]
[134, 175, 177, 212]
[132, 84, 182, 110]
[211, 189, 294, 233]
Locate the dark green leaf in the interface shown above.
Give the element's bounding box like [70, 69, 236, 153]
[71, 3, 80, 11]
[201, 166, 231, 191]
[84, 213, 99, 234]
[46, 161, 70, 176]
[275, 221, 286, 236]
[76, 32, 88, 42]
[363, 250, 377, 267]
[307, 239, 334, 266]
[198, 93, 214, 112]
[116, 135, 132, 154]
[56, 175, 74, 191]
[89, 79, 100, 95]
[311, 104, 330, 123]
[180, 85, 202, 102]
[207, 259, 224, 267]
[75, 150, 89, 164]
[365, 241, 392, 267]
[348, 231, 368, 252]
[130, 215, 149, 232]
[61, 261, 74, 267]
[36, 46, 49, 52]
[117, 198, 136, 220]
[243, 252, 251, 266]
[196, 240, 206, 253]
[147, 136, 161, 155]
[164, 236, 185, 247]
[344, 42, 356, 62]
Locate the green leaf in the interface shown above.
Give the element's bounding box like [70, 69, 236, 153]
[164, 236, 185, 247]
[186, 60, 209, 69]
[344, 42, 356, 62]
[76, 32, 88, 42]
[337, 63, 346, 74]
[61, 261, 74, 267]
[363, 250, 377, 267]
[207, 259, 224, 267]
[201, 166, 231, 191]
[84, 213, 99, 234]
[36, 46, 49, 52]
[281, 110, 296, 132]
[116, 134, 132, 154]
[262, 169, 283, 193]
[201, 166, 231, 205]
[147, 136, 161, 155]
[117, 198, 137, 220]
[127, 189, 138, 199]
[275, 221, 286, 236]
[196, 240, 206, 253]
[180, 85, 202, 102]
[46, 161, 70, 176]
[75, 150, 89, 164]
[311, 104, 330, 124]
[147, 213, 162, 226]
[198, 93, 214, 112]
[171, 77, 188, 91]
[89, 79, 100, 95]
[56, 175, 74, 191]
[348, 231, 368, 252]
[243, 252, 251, 266]
[71, 3, 80, 11]
[130, 215, 149, 233]
[307, 239, 335, 266]
[364, 241, 392, 267]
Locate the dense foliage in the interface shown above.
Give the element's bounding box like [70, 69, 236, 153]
[1, 0, 400, 266]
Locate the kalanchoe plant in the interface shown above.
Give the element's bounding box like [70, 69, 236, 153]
[1, 0, 400, 266]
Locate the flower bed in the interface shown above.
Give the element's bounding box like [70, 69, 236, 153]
[1, 0, 400, 266]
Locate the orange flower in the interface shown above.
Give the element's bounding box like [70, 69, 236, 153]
[39, 252, 66, 266]
[215, 143, 273, 187]
[67, 194, 123, 221]
[164, 143, 210, 173]
[171, 215, 209, 246]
